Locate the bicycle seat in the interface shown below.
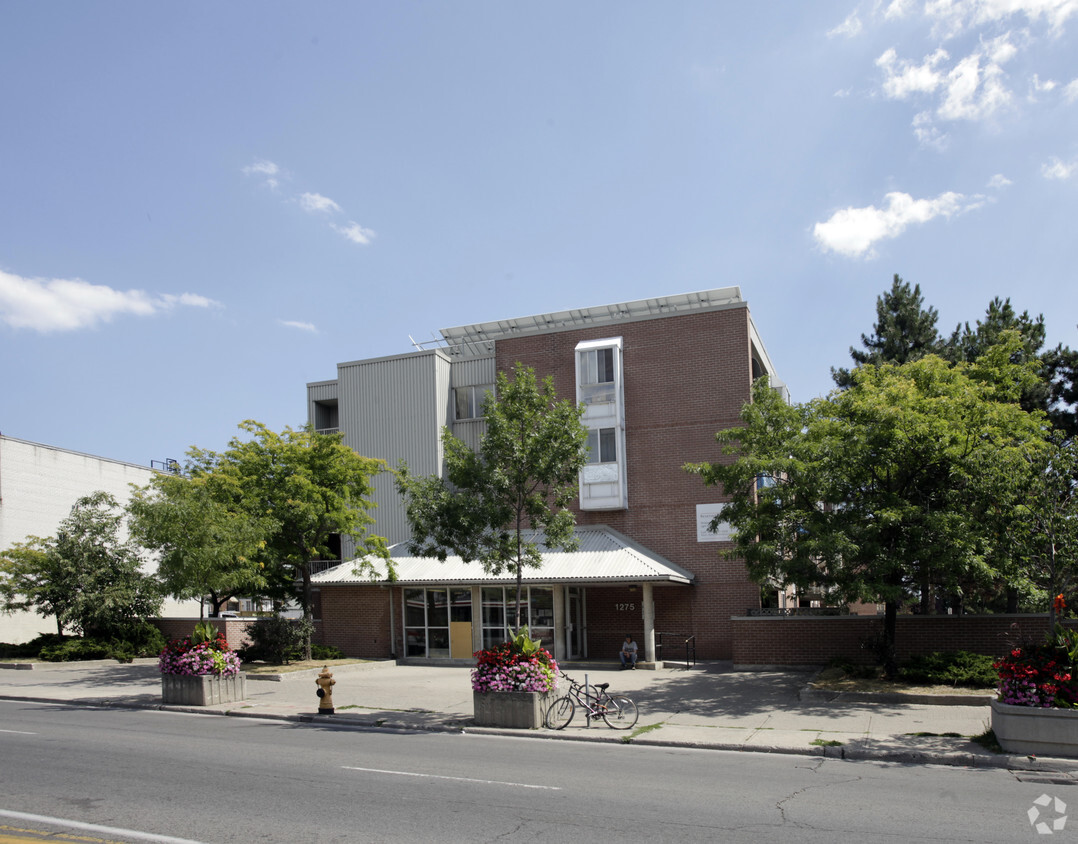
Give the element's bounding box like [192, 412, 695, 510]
[594, 682, 610, 691]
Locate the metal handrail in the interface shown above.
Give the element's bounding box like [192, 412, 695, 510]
[656, 632, 696, 667]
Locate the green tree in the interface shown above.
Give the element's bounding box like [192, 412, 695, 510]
[187, 422, 390, 653]
[397, 363, 589, 629]
[0, 491, 163, 637]
[832, 274, 941, 388]
[690, 344, 1045, 676]
[1010, 433, 1078, 628]
[1045, 342, 1078, 438]
[128, 472, 271, 618]
[944, 296, 1049, 414]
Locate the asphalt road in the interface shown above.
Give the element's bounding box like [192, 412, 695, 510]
[0, 699, 1071, 843]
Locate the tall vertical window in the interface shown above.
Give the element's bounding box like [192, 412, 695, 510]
[575, 337, 627, 510]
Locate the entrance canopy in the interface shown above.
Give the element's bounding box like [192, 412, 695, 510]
[311, 525, 695, 587]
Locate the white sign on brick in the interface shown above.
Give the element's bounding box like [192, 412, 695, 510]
[695, 503, 733, 543]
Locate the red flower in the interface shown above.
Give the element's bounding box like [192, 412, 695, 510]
[1054, 594, 1067, 613]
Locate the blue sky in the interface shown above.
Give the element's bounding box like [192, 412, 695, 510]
[1, 1, 1076, 467]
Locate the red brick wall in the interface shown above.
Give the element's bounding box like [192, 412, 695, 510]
[152, 618, 255, 649]
[496, 306, 760, 659]
[318, 585, 394, 659]
[731, 614, 1064, 666]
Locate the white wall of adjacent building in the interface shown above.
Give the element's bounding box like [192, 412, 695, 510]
[0, 435, 201, 644]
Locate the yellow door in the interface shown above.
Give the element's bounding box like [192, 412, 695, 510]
[450, 621, 473, 658]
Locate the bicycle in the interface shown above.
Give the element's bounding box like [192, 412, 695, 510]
[544, 673, 639, 730]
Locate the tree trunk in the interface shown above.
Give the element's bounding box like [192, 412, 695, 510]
[300, 564, 313, 661]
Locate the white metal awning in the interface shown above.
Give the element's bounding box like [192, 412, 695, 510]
[311, 525, 695, 587]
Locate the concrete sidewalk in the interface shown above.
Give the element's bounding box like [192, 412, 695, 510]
[1, 658, 1070, 773]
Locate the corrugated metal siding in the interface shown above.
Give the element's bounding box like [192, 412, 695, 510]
[314, 526, 695, 585]
[307, 381, 338, 401]
[336, 351, 451, 546]
[450, 356, 495, 388]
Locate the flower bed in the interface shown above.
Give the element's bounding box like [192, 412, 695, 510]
[159, 631, 242, 678]
[991, 615, 1078, 757]
[471, 629, 558, 728]
[159, 626, 246, 706]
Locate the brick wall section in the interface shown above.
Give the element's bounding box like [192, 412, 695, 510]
[318, 586, 394, 658]
[152, 618, 256, 649]
[496, 307, 759, 659]
[731, 614, 1067, 666]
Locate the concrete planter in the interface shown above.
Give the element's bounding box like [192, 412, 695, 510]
[161, 673, 247, 706]
[991, 698, 1078, 757]
[472, 690, 552, 729]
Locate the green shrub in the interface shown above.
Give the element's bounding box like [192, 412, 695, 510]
[0, 634, 68, 659]
[4, 626, 165, 662]
[310, 643, 346, 660]
[110, 620, 167, 658]
[240, 616, 314, 664]
[39, 637, 112, 661]
[898, 651, 997, 688]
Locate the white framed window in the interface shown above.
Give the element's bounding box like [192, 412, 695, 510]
[454, 384, 493, 421]
[579, 347, 616, 405]
[575, 337, 627, 510]
[585, 427, 617, 464]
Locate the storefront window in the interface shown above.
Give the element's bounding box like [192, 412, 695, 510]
[480, 586, 554, 651]
[404, 587, 450, 657]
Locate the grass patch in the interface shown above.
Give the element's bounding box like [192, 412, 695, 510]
[810, 739, 844, 747]
[621, 721, 665, 743]
[813, 655, 996, 697]
[242, 658, 368, 675]
[971, 728, 1004, 754]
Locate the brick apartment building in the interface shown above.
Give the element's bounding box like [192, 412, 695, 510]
[309, 287, 788, 663]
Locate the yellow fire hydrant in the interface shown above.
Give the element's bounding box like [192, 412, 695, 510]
[316, 666, 336, 715]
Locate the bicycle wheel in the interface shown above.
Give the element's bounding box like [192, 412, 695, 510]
[600, 695, 639, 730]
[545, 695, 575, 730]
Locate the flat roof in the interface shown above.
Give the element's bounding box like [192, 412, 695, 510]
[439, 286, 745, 356]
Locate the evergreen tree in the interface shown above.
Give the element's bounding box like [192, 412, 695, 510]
[944, 297, 1049, 414]
[831, 274, 940, 388]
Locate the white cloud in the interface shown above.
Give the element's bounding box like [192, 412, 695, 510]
[885, 0, 916, 19]
[829, 10, 863, 37]
[332, 222, 376, 245]
[877, 47, 948, 98]
[924, 0, 1078, 37]
[244, 161, 377, 246]
[279, 319, 319, 333]
[1064, 79, 1078, 101]
[913, 110, 950, 148]
[813, 190, 975, 257]
[1030, 73, 1058, 93]
[242, 159, 281, 189]
[988, 172, 1013, 188]
[299, 192, 342, 214]
[1042, 156, 1077, 179]
[936, 40, 1015, 120]
[0, 269, 218, 333]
